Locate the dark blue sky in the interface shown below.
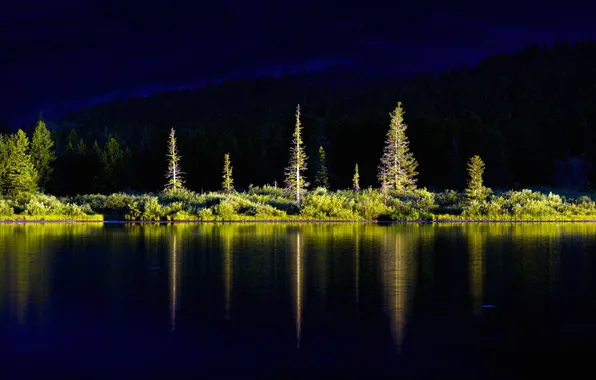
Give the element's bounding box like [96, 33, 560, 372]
[1, 0, 596, 128]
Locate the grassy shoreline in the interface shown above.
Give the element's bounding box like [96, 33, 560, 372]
[1, 186, 596, 223]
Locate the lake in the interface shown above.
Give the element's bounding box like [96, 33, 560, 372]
[0, 222, 595, 379]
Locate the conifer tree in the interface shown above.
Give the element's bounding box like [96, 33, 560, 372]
[96, 136, 124, 193]
[314, 146, 329, 189]
[30, 117, 56, 191]
[165, 128, 184, 190]
[466, 155, 489, 201]
[65, 129, 78, 154]
[285, 104, 308, 205]
[0, 135, 9, 193]
[222, 153, 234, 193]
[4, 130, 38, 195]
[353, 163, 360, 192]
[377, 102, 418, 191]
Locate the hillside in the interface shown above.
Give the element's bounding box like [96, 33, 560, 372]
[44, 41, 596, 195]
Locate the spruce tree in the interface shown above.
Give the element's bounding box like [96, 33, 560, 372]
[4, 130, 38, 195]
[222, 153, 234, 193]
[377, 102, 418, 191]
[466, 155, 489, 201]
[30, 118, 56, 191]
[165, 128, 184, 190]
[0, 135, 9, 193]
[353, 164, 360, 192]
[314, 146, 329, 189]
[285, 104, 308, 205]
[97, 136, 123, 193]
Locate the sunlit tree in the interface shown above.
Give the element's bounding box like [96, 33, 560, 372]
[4, 130, 38, 194]
[222, 153, 234, 193]
[377, 102, 418, 191]
[353, 163, 360, 192]
[30, 117, 56, 191]
[285, 104, 308, 205]
[314, 146, 329, 189]
[165, 128, 184, 190]
[466, 155, 489, 201]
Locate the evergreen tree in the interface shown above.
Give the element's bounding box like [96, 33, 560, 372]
[97, 136, 124, 193]
[92, 140, 102, 159]
[221, 153, 234, 193]
[377, 102, 418, 191]
[30, 118, 56, 191]
[4, 130, 38, 195]
[466, 155, 489, 201]
[76, 138, 87, 156]
[65, 129, 78, 154]
[165, 128, 184, 190]
[353, 163, 360, 192]
[285, 104, 308, 205]
[0, 135, 9, 192]
[314, 146, 329, 189]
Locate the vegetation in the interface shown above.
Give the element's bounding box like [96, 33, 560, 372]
[3, 130, 38, 195]
[5, 42, 596, 222]
[0, 187, 589, 222]
[314, 146, 329, 189]
[377, 102, 418, 192]
[353, 164, 360, 192]
[285, 105, 308, 205]
[466, 155, 490, 201]
[30, 118, 56, 191]
[165, 128, 184, 190]
[222, 153, 234, 193]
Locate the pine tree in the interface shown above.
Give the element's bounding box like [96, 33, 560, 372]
[65, 129, 78, 154]
[466, 155, 489, 201]
[285, 104, 308, 205]
[353, 164, 360, 192]
[30, 117, 56, 191]
[76, 138, 87, 156]
[4, 130, 38, 195]
[0, 134, 9, 193]
[97, 136, 124, 193]
[222, 153, 234, 193]
[314, 146, 329, 189]
[377, 102, 418, 191]
[165, 128, 184, 190]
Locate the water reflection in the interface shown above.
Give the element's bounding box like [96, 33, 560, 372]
[169, 233, 181, 331]
[292, 230, 305, 348]
[223, 229, 233, 319]
[381, 227, 418, 349]
[466, 227, 485, 316]
[1, 221, 596, 376]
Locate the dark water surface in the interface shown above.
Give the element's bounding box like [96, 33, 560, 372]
[1, 223, 595, 379]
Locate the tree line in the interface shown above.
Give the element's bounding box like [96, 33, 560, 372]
[39, 40, 596, 194]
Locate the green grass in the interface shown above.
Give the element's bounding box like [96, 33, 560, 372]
[1, 187, 596, 222]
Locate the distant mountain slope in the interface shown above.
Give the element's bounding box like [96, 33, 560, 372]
[50, 41, 596, 194]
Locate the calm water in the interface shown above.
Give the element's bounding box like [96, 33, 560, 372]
[0, 223, 595, 379]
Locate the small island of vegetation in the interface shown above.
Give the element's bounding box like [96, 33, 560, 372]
[1, 99, 596, 223]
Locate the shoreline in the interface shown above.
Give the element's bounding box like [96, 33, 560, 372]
[2, 218, 596, 224]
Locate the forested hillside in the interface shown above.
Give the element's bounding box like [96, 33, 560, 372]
[36, 41, 596, 195]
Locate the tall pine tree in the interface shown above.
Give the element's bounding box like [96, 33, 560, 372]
[30, 117, 56, 191]
[377, 102, 418, 191]
[314, 146, 329, 189]
[4, 130, 38, 195]
[285, 104, 308, 205]
[221, 153, 234, 193]
[165, 128, 184, 190]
